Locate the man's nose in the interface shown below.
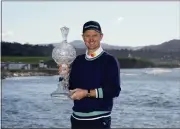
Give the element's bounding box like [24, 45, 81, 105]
[89, 37, 94, 42]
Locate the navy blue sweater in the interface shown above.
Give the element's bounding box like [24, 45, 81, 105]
[69, 51, 121, 114]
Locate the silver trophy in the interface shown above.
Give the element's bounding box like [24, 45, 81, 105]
[51, 26, 76, 100]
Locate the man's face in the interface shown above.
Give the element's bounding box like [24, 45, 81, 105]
[82, 30, 103, 50]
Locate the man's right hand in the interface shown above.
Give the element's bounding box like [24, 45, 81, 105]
[69, 88, 88, 100]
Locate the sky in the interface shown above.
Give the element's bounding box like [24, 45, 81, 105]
[1, 1, 180, 47]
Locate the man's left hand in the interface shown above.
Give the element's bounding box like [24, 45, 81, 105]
[69, 88, 88, 100]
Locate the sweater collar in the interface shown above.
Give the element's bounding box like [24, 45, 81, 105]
[85, 46, 104, 59]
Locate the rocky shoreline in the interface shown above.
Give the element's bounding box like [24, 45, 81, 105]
[1, 70, 58, 79]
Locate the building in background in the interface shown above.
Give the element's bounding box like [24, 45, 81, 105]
[1, 62, 31, 70]
[39, 60, 47, 69]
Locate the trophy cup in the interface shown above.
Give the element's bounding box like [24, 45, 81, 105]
[51, 26, 76, 100]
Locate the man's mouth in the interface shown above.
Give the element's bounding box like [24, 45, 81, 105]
[89, 42, 95, 45]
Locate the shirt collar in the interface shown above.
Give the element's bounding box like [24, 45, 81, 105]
[85, 46, 104, 59]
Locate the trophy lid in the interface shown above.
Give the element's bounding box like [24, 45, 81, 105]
[61, 26, 69, 42]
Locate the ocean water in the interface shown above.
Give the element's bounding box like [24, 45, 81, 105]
[1, 68, 180, 128]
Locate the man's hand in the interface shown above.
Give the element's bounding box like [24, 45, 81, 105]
[69, 88, 88, 100]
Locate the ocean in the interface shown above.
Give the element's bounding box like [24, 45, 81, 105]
[1, 68, 180, 128]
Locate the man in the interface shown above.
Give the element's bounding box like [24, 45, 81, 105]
[59, 21, 121, 129]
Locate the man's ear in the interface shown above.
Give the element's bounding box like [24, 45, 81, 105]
[100, 34, 103, 40]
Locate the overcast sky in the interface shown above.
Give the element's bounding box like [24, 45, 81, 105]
[2, 1, 180, 46]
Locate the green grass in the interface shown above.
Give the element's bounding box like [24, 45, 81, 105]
[1, 56, 51, 63]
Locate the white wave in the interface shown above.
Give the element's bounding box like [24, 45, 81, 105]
[122, 73, 139, 76]
[5, 76, 42, 80]
[144, 68, 172, 75]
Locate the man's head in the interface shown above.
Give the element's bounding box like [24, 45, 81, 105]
[82, 21, 103, 51]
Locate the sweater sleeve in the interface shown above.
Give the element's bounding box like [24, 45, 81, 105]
[97, 57, 121, 99]
[68, 69, 73, 90]
[68, 57, 76, 90]
[68, 55, 80, 90]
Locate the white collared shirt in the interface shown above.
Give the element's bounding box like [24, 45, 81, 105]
[85, 46, 104, 59]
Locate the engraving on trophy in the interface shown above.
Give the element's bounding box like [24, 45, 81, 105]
[51, 26, 76, 100]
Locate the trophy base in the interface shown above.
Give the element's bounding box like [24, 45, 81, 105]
[51, 86, 70, 100]
[51, 80, 71, 104]
[51, 92, 70, 99]
[51, 92, 70, 104]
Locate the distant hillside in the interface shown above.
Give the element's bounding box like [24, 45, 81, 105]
[49, 39, 180, 52]
[1, 40, 180, 66]
[50, 40, 142, 50]
[141, 39, 180, 52]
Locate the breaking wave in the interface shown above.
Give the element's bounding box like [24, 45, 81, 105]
[144, 68, 172, 75]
